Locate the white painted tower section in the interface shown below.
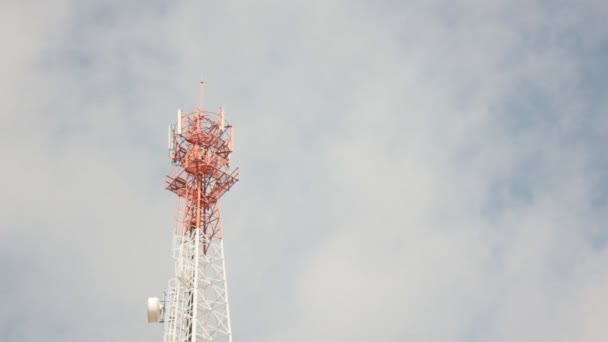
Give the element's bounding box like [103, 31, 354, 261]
[161, 228, 233, 342]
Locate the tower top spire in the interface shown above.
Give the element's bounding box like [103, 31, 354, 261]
[199, 81, 204, 111]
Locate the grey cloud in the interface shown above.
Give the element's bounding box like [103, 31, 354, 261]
[1, 1, 608, 342]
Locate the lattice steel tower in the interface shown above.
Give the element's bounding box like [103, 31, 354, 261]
[148, 82, 239, 342]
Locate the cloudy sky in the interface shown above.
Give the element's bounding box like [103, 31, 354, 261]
[2, 0, 608, 341]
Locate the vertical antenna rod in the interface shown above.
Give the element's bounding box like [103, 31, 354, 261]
[198, 81, 204, 111]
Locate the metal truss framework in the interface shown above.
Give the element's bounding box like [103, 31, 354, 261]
[161, 83, 239, 342]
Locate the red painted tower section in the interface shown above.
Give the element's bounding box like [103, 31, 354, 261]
[165, 82, 239, 253]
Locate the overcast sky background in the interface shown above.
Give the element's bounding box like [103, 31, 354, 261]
[1, 0, 608, 341]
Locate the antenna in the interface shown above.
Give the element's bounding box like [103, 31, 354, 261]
[177, 108, 182, 134]
[218, 106, 225, 131]
[147, 297, 162, 323]
[168, 125, 174, 150]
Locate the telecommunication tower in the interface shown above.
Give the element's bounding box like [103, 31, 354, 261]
[148, 82, 239, 342]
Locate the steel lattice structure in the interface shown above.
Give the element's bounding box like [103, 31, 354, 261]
[149, 83, 239, 342]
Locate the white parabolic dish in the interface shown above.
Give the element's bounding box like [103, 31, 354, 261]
[147, 297, 161, 323]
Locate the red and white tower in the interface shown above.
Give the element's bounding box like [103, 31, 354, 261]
[148, 82, 239, 342]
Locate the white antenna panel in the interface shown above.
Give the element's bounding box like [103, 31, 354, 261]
[177, 108, 183, 134]
[168, 125, 173, 149]
[218, 107, 225, 132]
